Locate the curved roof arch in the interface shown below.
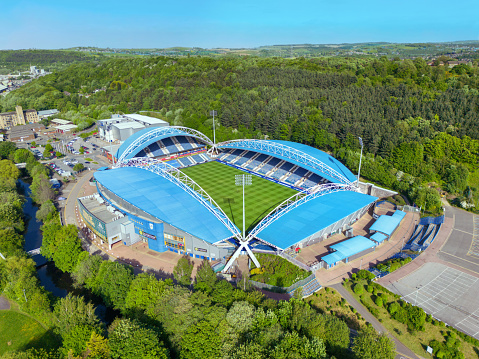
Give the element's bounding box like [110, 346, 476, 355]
[217, 139, 356, 184]
[116, 126, 213, 162]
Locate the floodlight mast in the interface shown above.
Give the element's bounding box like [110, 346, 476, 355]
[223, 174, 260, 273]
[357, 136, 363, 187]
[209, 110, 217, 145]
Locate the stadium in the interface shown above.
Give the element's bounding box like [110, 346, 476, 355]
[79, 125, 386, 271]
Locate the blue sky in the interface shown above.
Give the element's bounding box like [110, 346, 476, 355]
[2, 0, 478, 49]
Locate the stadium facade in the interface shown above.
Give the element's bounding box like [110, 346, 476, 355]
[78, 126, 381, 269]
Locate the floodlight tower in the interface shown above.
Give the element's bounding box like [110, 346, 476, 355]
[357, 136, 363, 187]
[222, 174, 261, 273]
[235, 174, 252, 239]
[209, 110, 217, 145]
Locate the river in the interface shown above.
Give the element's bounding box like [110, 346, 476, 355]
[20, 178, 117, 322]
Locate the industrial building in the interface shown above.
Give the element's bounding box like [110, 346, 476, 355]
[97, 113, 169, 142]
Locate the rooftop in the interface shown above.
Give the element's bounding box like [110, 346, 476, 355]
[218, 139, 357, 184]
[255, 190, 377, 249]
[124, 114, 168, 125]
[94, 166, 237, 243]
[323, 235, 376, 265]
[51, 119, 72, 125]
[369, 210, 406, 237]
[113, 121, 145, 130]
[78, 195, 124, 223]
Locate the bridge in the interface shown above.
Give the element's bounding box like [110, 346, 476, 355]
[27, 248, 41, 256]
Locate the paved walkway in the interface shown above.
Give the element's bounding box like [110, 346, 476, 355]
[332, 284, 421, 359]
[0, 296, 10, 310]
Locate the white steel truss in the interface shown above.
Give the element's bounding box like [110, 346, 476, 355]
[117, 126, 214, 163]
[246, 183, 357, 242]
[217, 139, 352, 185]
[117, 157, 241, 241]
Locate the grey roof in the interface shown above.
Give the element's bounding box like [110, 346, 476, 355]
[37, 109, 59, 116]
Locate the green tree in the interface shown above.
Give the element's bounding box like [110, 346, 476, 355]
[226, 301, 256, 333]
[0, 227, 24, 257]
[124, 272, 170, 314]
[79, 147, 85, 154]
[36, 200, 56, 222]
[13, 148, 34, 163]
[92, 261, 134, 309]
[352, 326, 395, 359]
[108, 318, 169, 359]
[71, 254, 103, 289]
[194, 259, 217, 293]
[45, 143, 53, 152]
[0, 142, 16, 159]
[43, 148, 51, 158]
[53, 294, 101, 338]
[173, 256, 194, 286]
[0, 159, 20, 181]
[73, 163, 85, 172]
[180, 320, 221, 359]
[271, 332, 327, 359]
[31, 173, 54, 205]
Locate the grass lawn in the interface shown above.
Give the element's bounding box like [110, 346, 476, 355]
[344, 279, 479, 358]
[0, 310, 59, 355]
[182, 161, 297, 233]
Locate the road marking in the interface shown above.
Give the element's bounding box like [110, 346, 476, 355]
[467, 215, 479, 257]
[439, 251, 479, 269]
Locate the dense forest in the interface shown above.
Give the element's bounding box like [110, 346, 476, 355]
[1, 55, 478, 210]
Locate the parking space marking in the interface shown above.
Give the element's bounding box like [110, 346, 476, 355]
[403, 268, 479, 318]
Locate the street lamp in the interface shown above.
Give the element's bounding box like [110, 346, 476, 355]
[235, 174, 252, 239]
[209, 110, 217, 145]
[357, 136, 363, 187]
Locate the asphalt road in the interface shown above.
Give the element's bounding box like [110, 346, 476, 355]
[437, 206, 479, 273]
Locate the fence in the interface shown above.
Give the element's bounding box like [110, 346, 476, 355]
[279, 251, 312, 271]
[398, 205, 420, 213]
[419, 215, 445, 225]
[249, 272, 316, 294]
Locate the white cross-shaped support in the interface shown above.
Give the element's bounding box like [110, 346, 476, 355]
[223, 238, 260, 273]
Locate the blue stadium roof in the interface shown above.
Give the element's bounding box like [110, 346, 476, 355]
[255, 190, 377, 250]
[94, 167, 236, 244]
[116, 127, 208, 160]
[218, 139, 356, 184]
[369, 211, 406, 237]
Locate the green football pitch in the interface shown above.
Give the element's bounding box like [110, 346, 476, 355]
[181, 161, 298, 233]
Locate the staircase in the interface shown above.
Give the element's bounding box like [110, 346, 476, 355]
[289, 277, 322, 298]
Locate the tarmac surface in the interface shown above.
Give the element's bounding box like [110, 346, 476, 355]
[387, 262, 479, 339]
[380, 201, 479, 342]
[0, 296, 10, 310]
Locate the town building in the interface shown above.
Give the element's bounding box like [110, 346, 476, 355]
[0, 106, 39, 129]
[8, 123, 45, 142]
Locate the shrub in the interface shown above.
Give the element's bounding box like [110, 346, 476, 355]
[351, 273, 357, 280]
[375, 297, 383, 307]
[353, 284, 364, 295]
[366, 285, 374, 293]
[357, 269, 375, 281]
